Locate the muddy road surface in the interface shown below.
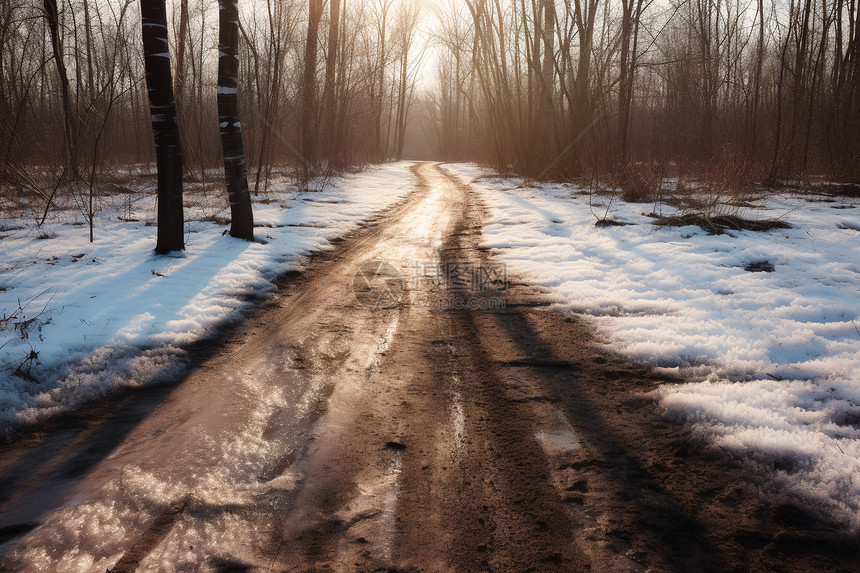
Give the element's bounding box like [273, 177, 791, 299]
[0, 163, 857, 572]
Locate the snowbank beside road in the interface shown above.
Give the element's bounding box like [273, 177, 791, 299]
[447, 163, 860, 530]
[0, 162, 415, 431]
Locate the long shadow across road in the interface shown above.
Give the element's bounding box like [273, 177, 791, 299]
[0, 188, 420, 559]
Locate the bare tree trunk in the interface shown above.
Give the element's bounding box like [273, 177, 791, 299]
[175, 0, 196, 177]
[751, 0, 765, 154]
[570, 0, 598, 173]
[374, 0, 392, 159]
[394, 51, 408, 158]
[617, 0, 644, 161]
[43, 0, 77, 177]
[617, 0, 633, 159]
[218, 0, 254, 241]
[82, 0, 95, 99]
[321, 0, 340, 166]
[789, 0, 814, 169]
[141, 0, 184, 254]
[802, 0, 833, 170]
[542, 0, 556, 156]
[769, 29, 792, 181]
[301, 0, 323, 180]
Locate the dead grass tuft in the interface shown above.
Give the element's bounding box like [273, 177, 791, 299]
[652, 213, 791, 234]
[828, 183, 860, 197]
[595, 218, 631, 227]
[613, 163, 661, 203]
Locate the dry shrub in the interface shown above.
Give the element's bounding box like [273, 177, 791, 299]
[828, 183, 860, 197]
[652, 212, 791, 234]
[648, 151, 794, 234]
[613, 162, 661, 203]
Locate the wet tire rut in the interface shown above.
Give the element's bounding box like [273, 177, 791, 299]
[265, 164, 590, 571]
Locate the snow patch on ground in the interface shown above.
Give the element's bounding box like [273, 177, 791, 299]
[447, 163, 860, 530]
[0, 162, 415, 432]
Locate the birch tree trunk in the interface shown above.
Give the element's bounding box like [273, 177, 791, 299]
[218, 0, 254, 240]
[140, 0, 184, 254]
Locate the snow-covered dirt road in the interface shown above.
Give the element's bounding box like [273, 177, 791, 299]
[0, 164, 856, 572]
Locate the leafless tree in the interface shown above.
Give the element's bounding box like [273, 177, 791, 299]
[218, 0, 254, 240]
[141, 0, 184, 253]
[43, 0, 77, 177]
[301, 0, 324, 181]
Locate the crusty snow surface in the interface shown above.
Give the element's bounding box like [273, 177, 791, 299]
[446, 163, 860, 530]
[0, 163, 414, 430]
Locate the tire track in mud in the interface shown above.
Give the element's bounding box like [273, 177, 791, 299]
[272, 163, 858, 573]
[266, 164, 589, 572]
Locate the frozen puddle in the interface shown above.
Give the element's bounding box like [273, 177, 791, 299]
[536, 410, 581, 453]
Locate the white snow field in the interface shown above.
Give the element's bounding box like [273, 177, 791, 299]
[446, 163, 860, 530]
[0, 162, 415, 431]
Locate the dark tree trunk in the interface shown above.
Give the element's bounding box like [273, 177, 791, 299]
[218, 0, 254, 240]
[394, 53, 408, 159]
[82, 0, 95, 98]
[175, 0, 195, 176]
[301, 0, 324, 179]
[542, 0, 555, 152]
[618, 0, 643, 160]
[321, 0, 340, 166]
[751, 0, 765, 155]
[43, 0, 77, 177]
[374, 2, 390, 159]
[140, 0, 184, 254]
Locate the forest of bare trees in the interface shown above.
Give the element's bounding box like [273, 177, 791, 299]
[0, 0, 857, 241]
[0, 0, 425, 240]
[429, 0, 859, 183]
